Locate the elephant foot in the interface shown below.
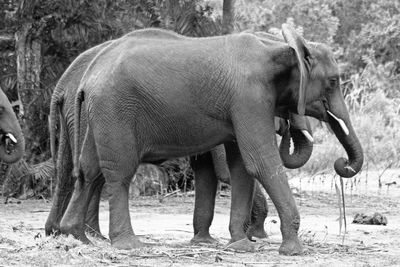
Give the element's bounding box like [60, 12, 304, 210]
[45, 221, 60, 236]
[246, 226, 268, 239]
[112, 235, 147, 250]
[60, 224, 91, 244]
[279, 238, 303, 256]
[86, 228, 108, 241]
[190, 233, 218, 245]
[225, 238, 256, 252]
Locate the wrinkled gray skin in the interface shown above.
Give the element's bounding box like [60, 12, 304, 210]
[45, 30, 314, 245]
[45, 34, 312, 246]
[69, 25, 362, 255]
[0, 89, 25, 164]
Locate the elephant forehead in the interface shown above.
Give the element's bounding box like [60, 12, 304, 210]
[309, 44, 339, 78]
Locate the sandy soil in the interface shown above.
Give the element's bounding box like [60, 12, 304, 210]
[0, 170, 399, 266]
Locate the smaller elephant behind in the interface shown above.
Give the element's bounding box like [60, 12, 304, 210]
[191, 114, 313, 248]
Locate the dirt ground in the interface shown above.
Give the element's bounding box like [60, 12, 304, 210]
[1, 170, 399, 266]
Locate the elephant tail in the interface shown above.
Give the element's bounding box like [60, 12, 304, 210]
[72, 90, 84, 179]
[49, 92, 64, 175]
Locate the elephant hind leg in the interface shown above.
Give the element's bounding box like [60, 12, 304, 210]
[84, 174, 106, 240]
[190, 152, 218, 245]
[246, 181, 268, 239]
[92, 127, 145, 249]
[59, 128, 102, 243]
[45, 127, 75, 236]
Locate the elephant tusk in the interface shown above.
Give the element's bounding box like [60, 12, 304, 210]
[326, 110, 349, 135]
[6, 133, 17, 144]
[301, 130, 314, 143]
[344, 165, 356, 173]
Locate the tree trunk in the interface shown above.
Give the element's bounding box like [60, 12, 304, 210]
[15, 22, 42, 161]
[222, 0, 235, 34]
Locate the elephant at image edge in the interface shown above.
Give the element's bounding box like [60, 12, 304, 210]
[45, 30, 314, 245]
[69, 24, 362, 255]
[0, 89, 24, 164]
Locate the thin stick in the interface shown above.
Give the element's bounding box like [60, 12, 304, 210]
[173, 248, 233, 257]
[244, 262, 294, 265]
[378, 160, 392, 188]
[84, 224, 109, 241]
[334, 181, 343, 235]
[340, 177, 347, 233]
[163, 189, 180, 198]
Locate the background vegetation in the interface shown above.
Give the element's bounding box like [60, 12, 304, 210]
[0, 0, 399, 197]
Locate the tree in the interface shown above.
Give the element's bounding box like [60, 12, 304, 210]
[222, 0, 235, 34]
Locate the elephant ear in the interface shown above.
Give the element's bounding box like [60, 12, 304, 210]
[281, 24, 312, 116]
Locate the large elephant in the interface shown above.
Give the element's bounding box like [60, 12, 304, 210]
[45, 29, 314, 246]
[68, 24, 362, 255]
[0, 89, 24, 163]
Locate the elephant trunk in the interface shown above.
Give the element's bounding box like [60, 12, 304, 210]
[279, 127, 313, 169]
[328, 109, 363, 178]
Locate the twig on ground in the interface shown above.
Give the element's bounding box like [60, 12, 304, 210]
[84, 224, 109, 241]
[244, 262, 294, 266]
[378, 161, 393, 188]
[30, 210, 49, 213]
[164, 229, 192, 233]
[159, 189, 180, 202]
[173, 248, 231, 257]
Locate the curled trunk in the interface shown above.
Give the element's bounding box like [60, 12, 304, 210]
[279, 126, 313, 169]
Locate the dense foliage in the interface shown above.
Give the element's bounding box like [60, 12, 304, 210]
[1, 0, 399, 195]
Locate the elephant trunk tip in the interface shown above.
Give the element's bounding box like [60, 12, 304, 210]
[334, 157, 363, 178]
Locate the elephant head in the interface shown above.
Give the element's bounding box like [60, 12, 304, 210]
[0, 90, 25, 163]
[277, 113, 313, 169]
[279, 24, 363, 177]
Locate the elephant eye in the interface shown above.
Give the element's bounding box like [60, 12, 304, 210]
[329, 78, 338, 88]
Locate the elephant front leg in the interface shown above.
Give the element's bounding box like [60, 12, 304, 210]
[190, 152, 218, 245]
[232, 101, 303, 255]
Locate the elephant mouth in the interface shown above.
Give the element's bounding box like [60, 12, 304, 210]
[0, 131, 18, 155]
[326, 110, 349, 135]
[321, 100, 349, 136]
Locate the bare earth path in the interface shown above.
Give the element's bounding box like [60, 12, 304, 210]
[0, 170, 399, 266]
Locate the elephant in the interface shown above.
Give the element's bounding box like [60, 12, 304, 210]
[45, 29, 314, 247]
[0, 89, 24, 163]
[70, 23, 363, 255]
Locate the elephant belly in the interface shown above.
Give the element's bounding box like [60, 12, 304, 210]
[139, 115, 234, 162]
